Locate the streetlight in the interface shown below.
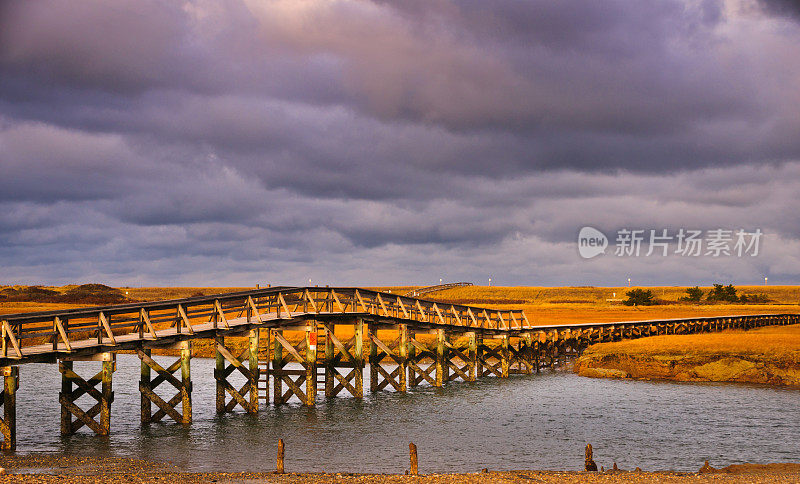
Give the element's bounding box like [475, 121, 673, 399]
[439, 278, 443, 284]
[627, 278, 631, 287]
[765, 277, 768, 286]
[488, 277, 492, 287]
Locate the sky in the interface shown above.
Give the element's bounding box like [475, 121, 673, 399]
[1, 0, 800, 288]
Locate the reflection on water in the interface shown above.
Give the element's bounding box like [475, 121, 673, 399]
[13, 354, 800, 473]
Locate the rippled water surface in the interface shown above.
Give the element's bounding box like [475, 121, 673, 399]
[13, 354, 800, 473]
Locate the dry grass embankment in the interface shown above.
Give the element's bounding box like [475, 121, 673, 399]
[575, 324, 800, 386]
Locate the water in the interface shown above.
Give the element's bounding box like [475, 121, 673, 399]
[12, 354, 800, 473]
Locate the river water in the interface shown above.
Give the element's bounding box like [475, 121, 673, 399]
[12, 354, 800, 473]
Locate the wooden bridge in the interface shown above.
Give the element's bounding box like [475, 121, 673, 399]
[0, 285, 797, 451]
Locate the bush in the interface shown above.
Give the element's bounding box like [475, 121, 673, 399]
[706, 284, 739, 303]
[679, 286, 704, 303]
[623, 289, 656, 306]
[739, 293, 770, 304]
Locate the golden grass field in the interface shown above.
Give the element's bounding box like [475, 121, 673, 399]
[576, 324, 800, 386]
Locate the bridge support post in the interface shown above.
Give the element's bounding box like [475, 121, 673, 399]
[354, 319, 364, 397]
[59, 353, 115, 436]
[324, 324, 335, 398]
[435, 328, 447, 387]
[138, 342, 192, 424]
[305, 322, 317, 405]
[523, 333, 534, 374]
[1, 366, 18, 451]
[407, 328, 417, 387]
[398, 324, 408, 392]
[501, 334, 510, 378]
[467, 332, 477, 381]
[368, 323, 379, 393]
[214, 333, 259, 414]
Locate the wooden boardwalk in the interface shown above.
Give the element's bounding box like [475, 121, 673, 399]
[0, 286, 797, 450]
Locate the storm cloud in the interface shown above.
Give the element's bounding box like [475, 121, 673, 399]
[1, 0, 799, 286]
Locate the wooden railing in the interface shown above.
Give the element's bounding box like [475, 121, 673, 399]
[0, 287, 528, 361]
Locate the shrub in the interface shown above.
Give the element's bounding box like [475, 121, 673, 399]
[623, 289, 656, 306]
[739, 293, 770, 304]
[706, 284, 739, 303]
[679, 286, 704, 303]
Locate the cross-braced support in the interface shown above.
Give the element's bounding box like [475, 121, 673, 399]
[477, 337, 502, 377]
[1, 366, 18, 450]
[367, 323, 407, 393]
[215, 330, 259, 414]
[272, 324, 316, 406]
[408, 330, 436, 387]
[445, 334, 471, 383]
[138, 342, 192, 425]
[59, 353, 114, 436]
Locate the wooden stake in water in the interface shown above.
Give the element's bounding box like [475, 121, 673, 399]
[277, 438, 285, 474]
[409, 442, 418, 475]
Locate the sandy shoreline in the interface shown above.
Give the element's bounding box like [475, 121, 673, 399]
[1, 454, 799, 483]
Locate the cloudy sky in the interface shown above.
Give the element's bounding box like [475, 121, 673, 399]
[1, 0, 799, 287]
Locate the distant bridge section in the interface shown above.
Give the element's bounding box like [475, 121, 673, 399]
[404, 282, 473, 297]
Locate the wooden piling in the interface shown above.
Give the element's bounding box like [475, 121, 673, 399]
[501, 334, 510, 378]
[215, 336, 225, 413]
[272, 329, 283, 402]
[398, 324, 408, 392]
[277, 438, 285, 474]
[100, 355, 113, 434]
[369, 323, 379, 393]
[181, 341, 192, 422]
[60, 360, 72, 434]
[305, 322, 317, 405]
[467, 331, 477, 381]
[354, 319, 364, 397]
[1, 366, 17, 451]
[140, 349, 152, 423]
[409, 442, 418, 475]
[435, 328, 446, 387]
[324, 324, 335, 397]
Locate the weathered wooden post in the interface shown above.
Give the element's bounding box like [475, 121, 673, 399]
[1, 366, 17, 451]
[523, 333, 534, 374]
[215, 336, 225, 413]
[354, 318, 364, 397]
[398, 323, 408, 392]
[369, 322, 379, 393]
[501, 334, 510, 378]
[140, 349, 152, 423]
[324, 324, 335, 397]
[585, 443, 598, 471]
[407, 327, 416, 386]
[476, 332, 484, 377]
[60, 360, 73, 434]
[272, 329, 283, 403]
[181, 341, 192, 422]
[277, 438, 285, 474]
[435, 328, 446, 386]
[100, 353, 113, 434]
[248, 329, 259, 411]
[409, 442, 419, 475]
[467, 331, 477, 381]
[305, 322, 317, 405]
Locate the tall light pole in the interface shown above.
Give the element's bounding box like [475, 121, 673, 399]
[488, 277, 492, 287]
[627, 277, 631, 287]
[765, 277, 768, 286]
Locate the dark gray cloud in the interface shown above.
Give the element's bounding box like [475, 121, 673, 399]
[1, 0, 799, 287]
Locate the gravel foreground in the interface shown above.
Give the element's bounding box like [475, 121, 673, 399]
[1, 455, 799, 483]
